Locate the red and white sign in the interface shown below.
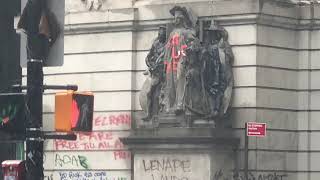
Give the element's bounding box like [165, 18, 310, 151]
[246, 122, 266, 137]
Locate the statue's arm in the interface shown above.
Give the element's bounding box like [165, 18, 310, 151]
[145, 44, 156, 68]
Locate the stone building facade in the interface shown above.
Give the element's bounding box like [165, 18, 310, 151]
[31, 0, 320, 179]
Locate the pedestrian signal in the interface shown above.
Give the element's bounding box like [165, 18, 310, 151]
[55, 91, 94, 132]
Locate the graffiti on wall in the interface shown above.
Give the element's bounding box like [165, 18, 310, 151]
[47, 151, 131, 170]
[142, 158, 192, 180]
[44, 171, 130, 180]
[213, 170, 288, 180]
[55, 154, 90, 169]
[93, 113, 131, 130]
[54, 131, 127, 151]
[44, 112, 132, 179]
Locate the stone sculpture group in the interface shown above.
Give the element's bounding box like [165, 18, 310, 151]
[140, 6, 234, 124]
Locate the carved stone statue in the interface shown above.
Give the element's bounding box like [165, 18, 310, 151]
[139, 26, 167, 121]
[81, 0, 103, 11]
[161, 6, 201, 115]
[139, 6, 234, 126]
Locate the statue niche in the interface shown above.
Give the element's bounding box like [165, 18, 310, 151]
[139, 6, 234, 127]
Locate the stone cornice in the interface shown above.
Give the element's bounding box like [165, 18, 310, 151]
[120, 128, 240, 150]
[63, 12, 320, 34]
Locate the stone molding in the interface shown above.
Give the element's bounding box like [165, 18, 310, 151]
[120, 128, 240, 151]
[63, 12, 320, 35]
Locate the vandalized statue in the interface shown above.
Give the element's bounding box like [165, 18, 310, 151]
[161, 6, 201, 116]
[139, 6, 234, 126]
[201, 20, 234, 118]
[140, 26, 167, 121]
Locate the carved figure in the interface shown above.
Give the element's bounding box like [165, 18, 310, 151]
[161, 6, 201, 115]
[217, 26, 234, 116]
[81, 0, 103, 11]
[139, 6, 234, 125]
[139, 26, 167, 121]
[201, 21, 234, 118]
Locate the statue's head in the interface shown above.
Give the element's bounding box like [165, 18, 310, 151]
[203, 20, 223, 44]
[170, 6, 192, 28]
[158, 26, 167, 43]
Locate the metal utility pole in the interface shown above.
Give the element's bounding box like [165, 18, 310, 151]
[26, 59, 44, 179]
[24, 59, 77, 180]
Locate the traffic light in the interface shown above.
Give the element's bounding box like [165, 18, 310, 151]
[0, 93, 26, 136]
[18, 0, 64, 67]
[55, 91, 94, 132]
[0, 0, 21, 91]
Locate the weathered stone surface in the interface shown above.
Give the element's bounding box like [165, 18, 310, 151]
[134, 153, 210, 180]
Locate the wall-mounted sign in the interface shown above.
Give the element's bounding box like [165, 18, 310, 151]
[246, 122, 266, 137]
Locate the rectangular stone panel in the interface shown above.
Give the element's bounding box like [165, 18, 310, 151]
[257, 67, 298, 90]
[257, 88, 298, 110]
[310, 91, 320, 110]
[310, 112, 320, 131]
[65, 32, 133, 54]
[257, 25, 298, 49]
[256, 109, 298, 130]
[298, 50, 320, 70]
[22, 52, 134, 75]
[42, 72, 133, 92]
[310, 152, 320, 171]
[260, 1, 299, 19]
[232, 87, 257, 108]
[65, 8, 135, 24]
[257, 46, 299, 70]
[256, 131, 299, 151]
[51, 52, 133, 74]
[298, 71, 308, 90]
[310, 132, 320, 150]
[256, 151, 293, 171]
[299, 30, 320, 50]
[311, 173, 320, 180]
[134, 153, 210, 180]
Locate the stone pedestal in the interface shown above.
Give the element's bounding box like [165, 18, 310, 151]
[121, 128, 240, 180]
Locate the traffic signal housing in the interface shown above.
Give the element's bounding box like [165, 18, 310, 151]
[0, 93, 26, 137]
[55, 91, 94, 132]
[19, 0, 64, 67]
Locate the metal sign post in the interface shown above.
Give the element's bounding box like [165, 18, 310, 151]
[245, 122, 267, 180]
[244, 123, 249, 180]
[26, 59, 44, 180]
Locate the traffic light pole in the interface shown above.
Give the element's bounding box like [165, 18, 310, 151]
[24, 59, 77, 180]
[26, 59, 44, 180]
